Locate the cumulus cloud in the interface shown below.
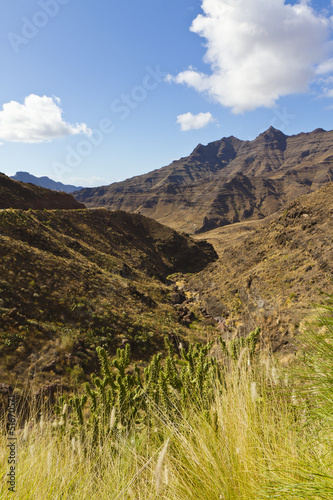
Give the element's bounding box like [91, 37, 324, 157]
[0, 94, 92, 143]
[177, 111, 216, 131]
[169, 0, 332, 113]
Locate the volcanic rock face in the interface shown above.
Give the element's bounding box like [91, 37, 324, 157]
[0, 173, 85, 210]
[75, 127, 333, 232]
[11, 172, 84, 194]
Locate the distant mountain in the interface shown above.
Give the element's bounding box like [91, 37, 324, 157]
[11, 171, 84, 193]
[74, 127, 333, 233]
[0, 172, 85, 210]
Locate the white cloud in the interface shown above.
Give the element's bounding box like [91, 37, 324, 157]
[316, 57, 333, 75]
[170, 0, 332, 113]
[0, 94, 92, 143]
[64, 176, 107, 186]
[177, 111, 216, 131]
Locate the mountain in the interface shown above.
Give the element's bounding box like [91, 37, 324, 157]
[74, 127, 333, 233]
[179, 182, 333, 358]
[0, 172, 85, 210]
[0, 208, 217, 387]
[11, 171, 84, 193]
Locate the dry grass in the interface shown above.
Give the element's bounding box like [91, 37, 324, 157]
[0, 348, 318, 500]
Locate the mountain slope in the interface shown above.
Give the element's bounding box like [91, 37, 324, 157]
[0, 172, 85, 210]
[0, 209, 217, 387]
[178, 182, 333, 357]
[11, 171, 84, 193]
[75, 127, 333, 233]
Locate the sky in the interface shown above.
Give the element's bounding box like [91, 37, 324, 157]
[1, 0, 333, 187]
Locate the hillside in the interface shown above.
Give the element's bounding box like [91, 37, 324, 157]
[75, 127, 333, 233]
[11, 171, 84, 193]
[0, 173, 85, 210]
[175, 182, 333, 358]
[0, 208, 217, 388]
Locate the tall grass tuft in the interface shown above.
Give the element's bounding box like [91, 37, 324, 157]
[265, 296, 333, 498]
[2, 317, 333, 499]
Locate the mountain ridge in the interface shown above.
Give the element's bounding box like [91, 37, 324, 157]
[74, 127, 333, 233]
[11, 171, 85, 193]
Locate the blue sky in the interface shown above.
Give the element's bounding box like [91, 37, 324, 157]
[1, 0, 333, 186]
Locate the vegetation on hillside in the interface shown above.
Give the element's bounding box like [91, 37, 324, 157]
[184, 183, 333, 357]
[1, 174, 333, 497]
[0, 208, 217, 388]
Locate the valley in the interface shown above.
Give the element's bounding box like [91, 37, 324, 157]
[1, 136, 333, 389]
[1, 138, 333, 499]
[181, 183, 333, 358]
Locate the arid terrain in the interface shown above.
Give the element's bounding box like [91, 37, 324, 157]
[0, 173, 85, 210]
[1, 143, 333, 388]
[0, 180, 217, 388]
[75, 127, 333, 233]
[176, 183, 333, 359]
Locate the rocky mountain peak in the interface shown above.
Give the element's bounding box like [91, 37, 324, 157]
[74, 127, 333, 233]
[254, 126, 287, 150]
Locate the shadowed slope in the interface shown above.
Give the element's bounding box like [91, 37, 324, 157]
[0, 208, 217, 387]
